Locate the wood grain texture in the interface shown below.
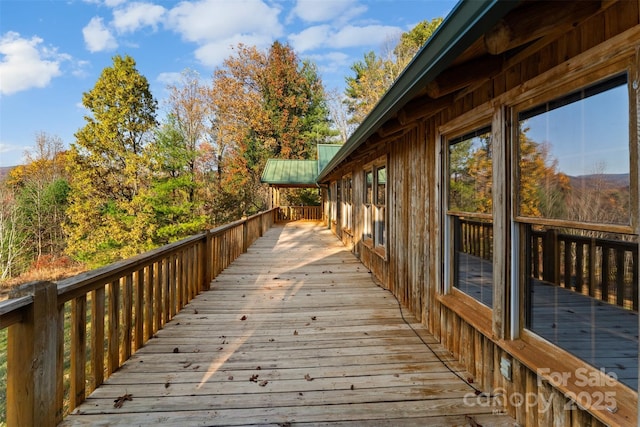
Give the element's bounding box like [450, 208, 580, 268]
[62, 222, 515, 426]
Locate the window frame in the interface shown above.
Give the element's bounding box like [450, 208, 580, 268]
[441, 115, 496, 315]
[341, 175, 353, 233]
[507, 65, 639, 405]
[363, 158, 387, 257]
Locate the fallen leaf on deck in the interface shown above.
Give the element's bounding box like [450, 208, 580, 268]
[259, 380, 269, 387]
[250, 374, 259, 382]
[113, 393, 132, 408]
[465, 415, 483, 427]
[293, 330, 298, 335]
[173, 347, 179, 353]
[164, 381, 170, 388]
[350, 384, 354, 390]
[256, 366, 262, 370]
[183, 362, 192, 368]
[194, 309, 198, 314]
[240, 315, 247, 321]
[228, 375, 234, 380]
[304, 374, 313, 381]
[311, 316, 317, 320]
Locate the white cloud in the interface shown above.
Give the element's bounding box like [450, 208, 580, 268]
[288, 25, 331, 52]
[0, 32, 65, 96]
[166, 0, 283, 67]
[104, 0, 127, 7]
[194, 34, 271, 68]
[330, 24, 401, 48]
[157, 72, 183, 87]
[113, 2, 166, 34]
[82, 17, 118, 52]
[290, 0, 366, 23]
[0, 142, 27, 166]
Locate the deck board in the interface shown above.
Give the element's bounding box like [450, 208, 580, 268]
[62, 222, 515, 426]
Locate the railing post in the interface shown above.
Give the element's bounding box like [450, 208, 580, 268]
[203, 230, 212, 290]
[7, 281, 59, 427]
[242, 218, 249, 253]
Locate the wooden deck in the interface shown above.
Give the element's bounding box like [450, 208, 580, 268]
[456, 252, 638, 390]
[62, 222, 515, 426]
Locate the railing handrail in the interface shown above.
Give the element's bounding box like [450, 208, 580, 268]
[0, 294, 32, 329]
[0, 207, 278, 426]
[56, 232, 207, 303]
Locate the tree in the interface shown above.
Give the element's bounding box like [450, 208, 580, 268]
[8, 133, 69, 262]
[326, 88, 355, 143]
[345, 18, 442, 125]
[0, 185, 28, 280]
[148, 115, 208, 243]
[65, 55, 158, 266]
[165, 69, 208, 204]
[209, 42, 334, 220]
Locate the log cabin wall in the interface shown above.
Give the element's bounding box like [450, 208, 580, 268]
[324, 2, 640, 426]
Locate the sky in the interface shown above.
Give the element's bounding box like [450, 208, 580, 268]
[0, 0, 457, 167]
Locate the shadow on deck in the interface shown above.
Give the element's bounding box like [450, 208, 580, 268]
[62, 222, 515, 426]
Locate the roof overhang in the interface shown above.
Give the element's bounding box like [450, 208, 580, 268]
[261, 159, 319, 188]
[316, 0, 518, 182]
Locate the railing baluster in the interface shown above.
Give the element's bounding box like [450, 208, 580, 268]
[91, 287, 105, 389]
[576, 242, 584, 293]
[602, 246, 610, 302]
[122, 274, 133, 361]
[589, 239, 597, 298]
[145, 264, 154, 340]
[70, 295, 86, 410]
[108, 279, 120, 374]
[135, 269, 144, 351]
[154, 260, 163, 332]
[616, 247, 625, 307]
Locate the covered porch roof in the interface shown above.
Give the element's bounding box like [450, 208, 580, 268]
[261, 143, 342, 188]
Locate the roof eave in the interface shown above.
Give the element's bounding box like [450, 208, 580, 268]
[316, 0, 518, 182]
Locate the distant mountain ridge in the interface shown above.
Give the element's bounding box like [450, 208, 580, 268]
[569, 173, 629, 190]
[0, 166, 16, 181]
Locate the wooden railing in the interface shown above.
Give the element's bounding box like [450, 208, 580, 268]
[277, 206, 323, 222]
[0, 208, 276, 426]
[453, 219, 638, 310]
[456, 217, 493, 261]
[530, 229, 638, 310]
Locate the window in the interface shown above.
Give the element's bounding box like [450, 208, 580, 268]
[375, 166, 386, 247]
[341, 176, 353, 231]
[330, 181, 338, 224]
[516, 74, 638, 390]
[446, 126, 493, 308]
[364, 170, 373, 240]
[363, 161, 386, 253]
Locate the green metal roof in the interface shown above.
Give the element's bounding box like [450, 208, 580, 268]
[261, 159, 319, 187]
[316, 0, 517, 182]
[317, 144, 343, 174]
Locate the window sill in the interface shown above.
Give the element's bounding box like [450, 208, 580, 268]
[437, 292, 492, 339]
[438, 292, 637, 425]
[362, 239, 387, 260]
[499, 332, 637, 427]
